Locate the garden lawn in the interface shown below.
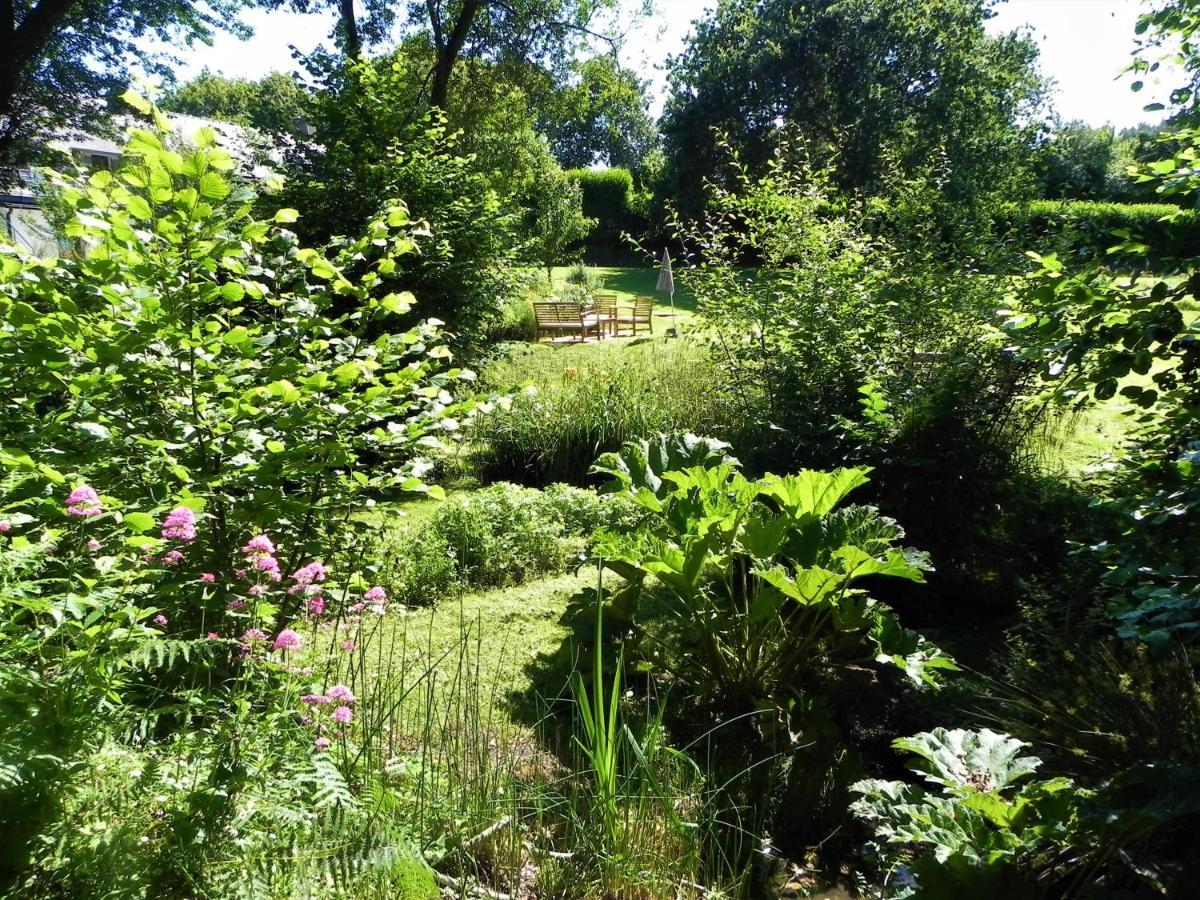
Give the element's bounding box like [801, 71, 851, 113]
[360, 571, 587, 733]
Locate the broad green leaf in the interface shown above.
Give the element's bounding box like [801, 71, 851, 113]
[894, 728, 1041, 794]
[123, 512, 157, 534]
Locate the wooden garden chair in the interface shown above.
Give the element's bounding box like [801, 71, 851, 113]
[593, 295, 619, 337]
[614, 296, 654, 335]
[532, 301, 602, 342]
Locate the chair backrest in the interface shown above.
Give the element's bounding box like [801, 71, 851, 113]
[533, 301, 586, 325]
[635, 296, 654, 317]
[594, 296, 617, 315]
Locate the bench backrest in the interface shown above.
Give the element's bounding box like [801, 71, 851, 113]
[533, 302, 585, 325]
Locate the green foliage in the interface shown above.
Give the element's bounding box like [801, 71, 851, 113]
[0, 518, 165, 876]
[667, 142, 1055, 613]
[470, 339, 735, 486]
[278, 59, 524, 349]
[567, 166, 649, 249]
[586, 435, 954, 726]
[660, 0, 1047, 214]
[1003, 244, 1199, 647]
[161, 69, 309, 136]
[381, 482, 638, 604]
[528, 163, 593, 278]
[0, 95, 467, 625]
[542, 55, 659, 180]
[852, 729, 1085, 898]
[1002, 199, 1200, 267]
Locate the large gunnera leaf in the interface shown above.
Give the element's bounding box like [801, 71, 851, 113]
[592, 433, 739, 501]
[894, 728, 1041, 794]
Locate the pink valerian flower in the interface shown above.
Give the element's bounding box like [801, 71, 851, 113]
[152, 614, 168, 626]
[272, 628, 303, 651]
[200, 572, 216, 583]
[314, 736, 332, 751]
[364, 586, 387, 604]
[0, 521, 11, 533]
[225, 598, 246, 611]
[66, 485, 102, 517]
[161, 549, 184, 566]
[332, 705, 353, 724]
[301, 694, 331, 705]
[255, 555, 281, 581]
[241, 534, 275, 556]
[161, 506, 197, 541]
[86, 539, 101, 551]
[241, 628, 268, 643]
[247, 584, 266, 597]
[291, 562, 327, 588]
[206, 631, 220, 639]
[307, 595, 326, 616]
[339, 640, 355, 652]
[326, 684, 356, 704]
[349, 602, 365, 613]
[235, 568, 247, 579]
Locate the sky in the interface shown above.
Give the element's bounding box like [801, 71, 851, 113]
[169, 0, 1178, 130]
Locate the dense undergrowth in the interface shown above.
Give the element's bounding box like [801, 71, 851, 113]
[4, 16, 1200, 892]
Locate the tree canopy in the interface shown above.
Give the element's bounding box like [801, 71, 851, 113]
[160, 70, 309, 135]
[540, 54, 658, 179]
[0, 0, 252, 178]
[660, 0, 1048, 213]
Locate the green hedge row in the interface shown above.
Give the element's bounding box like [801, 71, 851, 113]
[999, 200, 1200, 266]
[566, 167, 651, 252]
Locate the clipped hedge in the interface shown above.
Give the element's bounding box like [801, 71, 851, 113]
[999, 200, 1200, 267]
[566, 167, 651, 255]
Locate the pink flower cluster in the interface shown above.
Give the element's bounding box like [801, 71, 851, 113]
[0, 520, 11, 534]
[66, 485, 102, 517]
[302, 683, 356, 748]
[161, 506, 197, 541]
[272, 628, 303, 651]
[241, 534, 281, 582]
[291, 562, 327, 588]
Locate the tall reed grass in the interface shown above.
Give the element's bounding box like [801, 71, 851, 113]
[471, 338, 738, 486]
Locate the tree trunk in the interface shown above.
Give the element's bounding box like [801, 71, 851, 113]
[430, 0, 481, 111]
[338, 0, 361, 58]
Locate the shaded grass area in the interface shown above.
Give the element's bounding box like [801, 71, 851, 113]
[364, 570, 587, 729]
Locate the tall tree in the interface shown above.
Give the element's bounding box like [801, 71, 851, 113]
[161, 70, 309, 135]
[541, 54, 658, 178]
[660, 0, 1047, 214]
[0, 0, 251, 178]
[415, 0, 623, 109]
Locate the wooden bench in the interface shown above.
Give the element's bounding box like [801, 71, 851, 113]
[532, 301, 601, 342]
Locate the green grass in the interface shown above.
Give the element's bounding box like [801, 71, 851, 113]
[360, 570, 587, 729]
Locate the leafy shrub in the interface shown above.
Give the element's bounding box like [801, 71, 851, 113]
[567, 167, 649, 252]
[431, 485, 569, 588]
[470, 340, 735, 486]
[852, 729, 1087, 898]
[485, 294, 537, 344]
[278, 60, 525, 352]
[380, 483, 638, 603]
[667, 141, 1056, 618]
[0, 93, 466, 630]
[564, 261, 599, 290]
[585, 434, 955, 725]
